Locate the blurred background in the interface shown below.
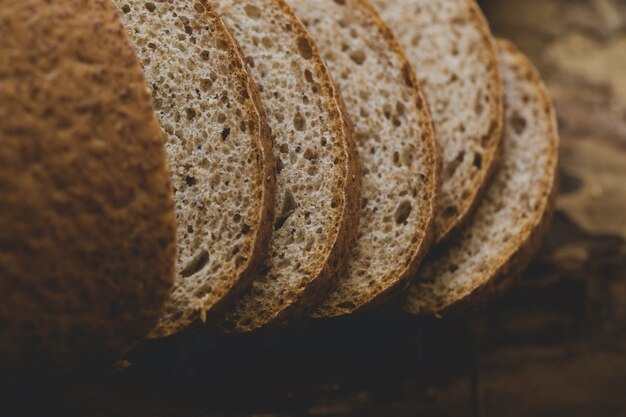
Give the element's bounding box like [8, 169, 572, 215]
[13, 0, 626, 416]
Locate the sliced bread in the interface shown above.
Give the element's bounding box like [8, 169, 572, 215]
[371, 0, 503, 244]
[212, 0, 361, 332]
[0, 0, 176, 365]
[289, 0, 439, 317]
[402, 39, 559, 315]
[113, 0, 276, 337]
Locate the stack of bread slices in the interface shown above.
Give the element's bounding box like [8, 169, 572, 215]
[0, 0, 558, 366]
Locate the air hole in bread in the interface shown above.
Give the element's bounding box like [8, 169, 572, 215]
[511, 112, 527, 135]
[473, 153, 483, 169]
[349, 50, 366, 65]
[396, 101, 406, 116]
[276, 156, 285, 174]
[442, 206, 458, 220]
[200, 78, 213, 92]
[221, 127, 231, 140]
[296, 37, 313, 59]
[304, 69, 314, 83]
[474, 93, 484, 115]
[383, 104, 392, 119]
[275, 189, 298, 231]
[181, 250, 210, 278]
[185, 108, 196, 120]
[337, 301, 356, 310]
[395, 201, 412, 225]
[121, 4, 131, 13]
[244, 4, 261, 19]
[303, 148, 317, 160]
[294, 112, 306, 131]
[144, 2, 155, 12]
[393, 151, 400, 166]
[185, 176, 197, 187]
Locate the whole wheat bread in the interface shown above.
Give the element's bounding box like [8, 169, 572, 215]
[113, 0, 276, 337]
[212, 0, 361, 332]
[289, 0, 439, 317]
[371, 0, 503, 244]
[402, 39, 559, 315]
[0, 0, 177, 365]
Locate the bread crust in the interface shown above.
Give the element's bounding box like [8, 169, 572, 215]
[0, 0, 177, 366]
[306, 0, 440, 317]
[215, 0, 361, 332]
[401, 39, 559, 315]
[148, 1, 276, 337]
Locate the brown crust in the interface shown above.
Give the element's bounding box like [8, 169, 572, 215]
[0, 0, 177, 366]
[401, 39, 559, 316]
[217, 0, 361, 332]
[310, 0, 440, 317]
[433, 0, 504, 245]
[149, 1, 276, 338]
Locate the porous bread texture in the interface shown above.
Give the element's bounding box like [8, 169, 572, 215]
[401, 40, 559, 315]
[371, 0, 503, 243]
[290, 0, 439, 317]
[212, 0, 361, 332]
[114, 0, 275, 337]
[0, 0, 176, 366]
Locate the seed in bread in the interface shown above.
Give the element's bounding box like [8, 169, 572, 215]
[0, 0, 177, 366]
[113, 0, 276, 337]
[212, 0, 361, 332]
[371, 0, 503, 244]
[402, 39, 559, 315]
[290, 0, 439, 317]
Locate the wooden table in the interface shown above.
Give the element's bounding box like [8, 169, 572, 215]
[9, 0, 626, 415]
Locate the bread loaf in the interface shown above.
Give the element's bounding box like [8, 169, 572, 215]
[0, 0, 177, 365]
[290, 0, 440, 317]
[402, 40, 559, 315]
[113, 0, 276, 337]
[371, 0, 503, 244]
[213, 0, 361, 332]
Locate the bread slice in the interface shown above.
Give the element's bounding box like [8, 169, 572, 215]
[401, 39, 559, 315]
[371, 0, 503, 244]
[288, 0, 439, 317]
[112, 0, 276, 337]
[212, 0, 361, 332]
[0, 0, 176, 365]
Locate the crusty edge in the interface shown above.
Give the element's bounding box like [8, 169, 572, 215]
[433, 0, 504, 245]
[311, 0, 440, 317]
[148, 1, 276, 338]
[401, 39, 559, 316]
[218, 0, 361, 332]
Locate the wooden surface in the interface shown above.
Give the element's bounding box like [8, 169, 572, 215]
[5, 0, 626, 416]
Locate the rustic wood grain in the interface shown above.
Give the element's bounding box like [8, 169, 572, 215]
[2, 0, 625, 416]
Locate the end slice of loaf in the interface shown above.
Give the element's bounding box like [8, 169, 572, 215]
[0, 0, 176, 365]
[289, 0, 439, 317]
[371, 0, 503, 244]
[113, 0, 276, 337]
[212, 0, 361, 332]
[401, 39, 559, 315]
